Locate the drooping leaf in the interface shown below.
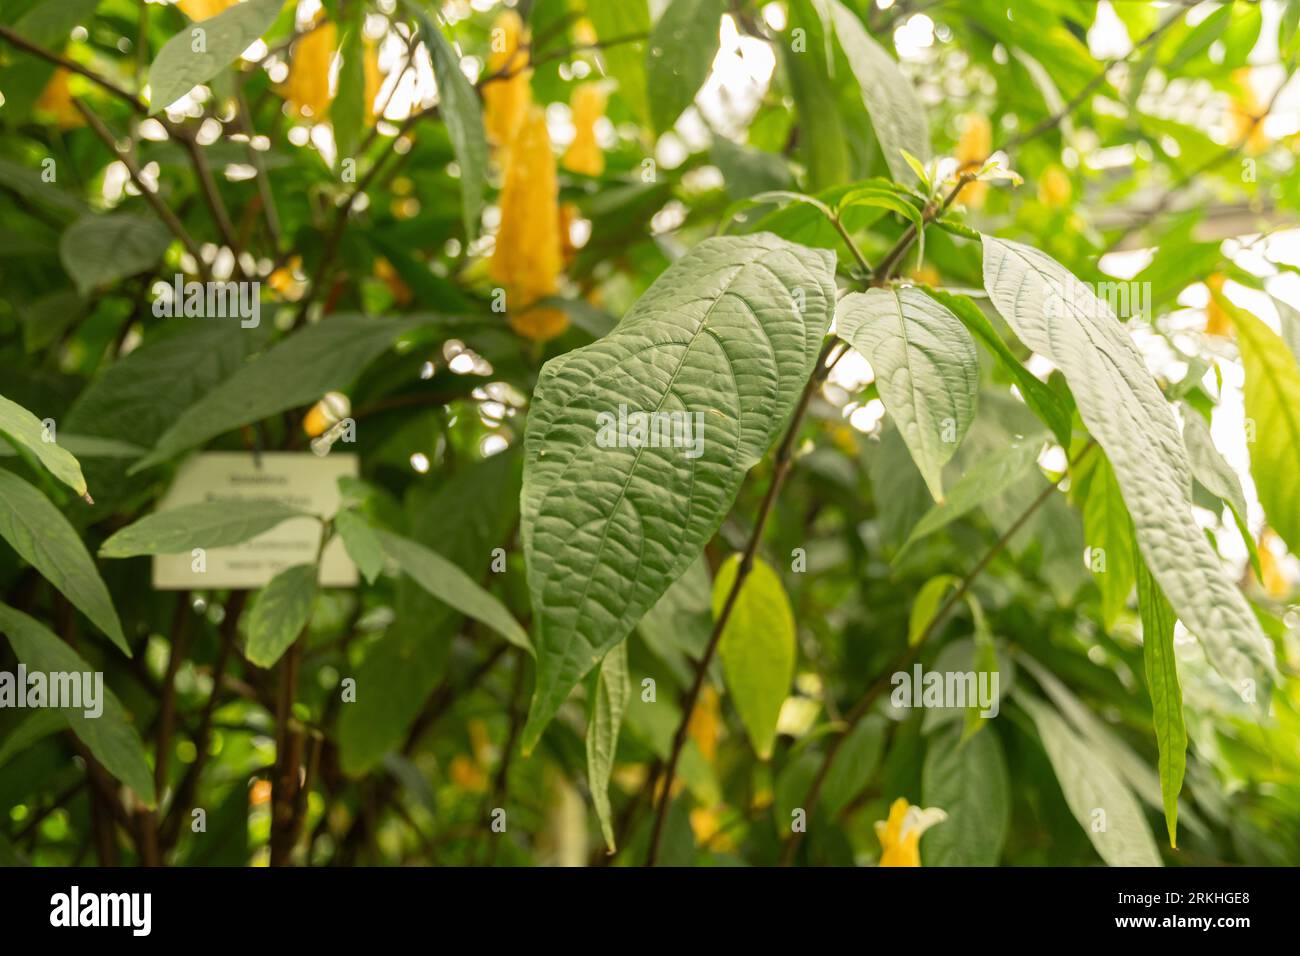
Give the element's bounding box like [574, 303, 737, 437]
[1078, 453, 1136, 630]
[585, 640, 630, 852]
[59, 214, 172, 295]
[413, 9, 488, 239]
[921, 724, 1010, 866]
[244, 563, 316, 668]
[0, 470, 126, 655]
[132, 315, 416, 471]
[519, 234, 835, 750]
[1218, 293, 1300, 557]
[837, 287, 979, 501]
[0, 602, 154, 806]
[982, 236, 1273, 699]
[1135, 540, 1186, 849]
[820, 713, 886, 817]
[825, 0, 931, 184]
[148, 0, 285, 113]
[713, 555, 796, 760]
[1017, 691, 1162, 867]
[375, 529, 531, 653]
[646, 0, 724, 134]
[0, 393, 87, 497]
[99, 500, 309, 558]
[333, 509, 384, 585]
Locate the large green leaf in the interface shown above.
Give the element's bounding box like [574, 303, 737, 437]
[646, 0, 724, 134]
[0, 393, 87, 497]
[519, 234, 835, 750]
[0, 603, 154, 807]
[415, 9, 487, 239]
[333, 509, 384, 585]
[0, 470, 126, 655]
[1078, 453, 1135, 630]
[59, 215, 172, 295]
[921, 724, 1009, 866]
[1219, 293, 1300, 557]
[244, 563, 316, 668]
[375, 529, 531, 653]
[837, 287, 978, 501]
[99, 500, 309, 558]
[1017, 692, 1161, 867]
[819, 713, 886, 817]
[982, 236, 1273, 699]
[585, 640, 630, 853]
[1135, 541, 1186, 849]
[713, 555, 795, 760]
[148, 0, 285, 113]
[132, 315, 415, 471]
[825, 0, 931, 184]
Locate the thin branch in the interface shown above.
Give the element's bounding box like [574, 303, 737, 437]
[0, 25, 144, 112]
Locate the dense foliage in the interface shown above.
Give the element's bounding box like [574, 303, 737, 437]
[1, 0, 1299, 868]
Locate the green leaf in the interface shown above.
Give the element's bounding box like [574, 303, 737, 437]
[59, 214, 172, 295]
[99, 500, 309, 558]
[1135, 541, 1186, 849]
[1079, 453, 1136, 630]
[1167, 4, 1231, 71]
[1181, 404, 1259, 576]
[1219, 293, 1300, 557]
[244, 564, 316, 668]
[0, 470, 126, 655]
[825, 0, 931, 184]
[519, 234, 835, 751]
[414, 10, 488, 240]
[899, 438, 1043, 554]
[923, 287, 1072, 446]
[0, 602, 154, 806]
[921, 724, 1009, 866]
[782, 0, 852, 191]
[334, 509, 383, 585]
[332, 17, 366, 162]
[908, 574, 959, 645]
[585, 640, 630, 853]
[0, 393, 87, 497]
[586, 0, 651, 123]
[713, 555, 796, 760]
[837, 287, 979, 501]
[982, 236, 1273, 699]
[820, 714, 886, 817]
[375, 529, 531, 653]
[148, 0, 284, 113]
[646, 0, 724, 134]
[132, 315, 415, 472]
[1017, 691, 1162, 867]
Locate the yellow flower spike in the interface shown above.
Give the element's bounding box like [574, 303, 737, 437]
[687, 684, 721, 764]
[449, 754, 488, 792]
[363, 40, 383, 122]
[280, 19, 338, 120]
[492, 106, 568, 343]
[955, 112, 992, 169]
[1228, 68, 1269, 155]
[1204, 274, 1232, 337]
[34, 69, 85, 130]
[1258, 530, 1291, 599]
[874, 797, 947, 867]
[373, 257, 412, 306]
[563, 82, 608, 176]
[177, 0, 237, 20]
[909, 264, 941, 287]
[302, 392, 351, 438]
[1037, 164, 1072, 209]
[483, 10, 532, 149]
